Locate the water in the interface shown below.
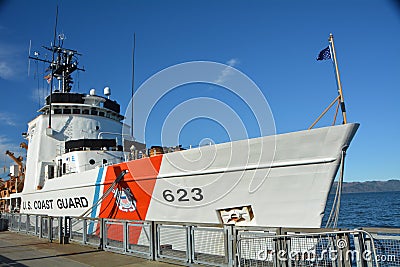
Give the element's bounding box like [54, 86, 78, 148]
[323, 191, 400, 228]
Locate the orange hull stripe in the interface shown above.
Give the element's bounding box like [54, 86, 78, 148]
[98, 155, 163, 243]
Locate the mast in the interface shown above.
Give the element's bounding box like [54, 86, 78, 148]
[329, 33, 347, 124]
[28, 7, 85, 132]
[131, 33, 136, 138]
[48, 6, 59, 130]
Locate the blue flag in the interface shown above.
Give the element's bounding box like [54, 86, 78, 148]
[317, 46, 331, 60]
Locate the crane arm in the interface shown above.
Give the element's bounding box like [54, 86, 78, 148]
[5, 150, 23, 167]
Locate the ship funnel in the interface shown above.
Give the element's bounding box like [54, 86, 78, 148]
[104, 86, 111, 99]
[89, 88, 96, 96]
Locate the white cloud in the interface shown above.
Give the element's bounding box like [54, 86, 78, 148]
[0, 61, 15, 80]
[226, 58, 238, 66]
[0, 42, 25, 80]
[214, 58, 239, 84]
[0, 112, 17, 127]
[0, 136, 16, 152]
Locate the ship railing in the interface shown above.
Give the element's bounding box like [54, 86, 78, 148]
[2, 212, 400, 267]
[235, 227, 399, 267]
[2, 212, 62, 242]
[103, 218, 234, 265]
[153, 220, 235, 266]
[67, 216, 102, 247]
[360, 227, 400, 267]
[102, 218, 153, 259]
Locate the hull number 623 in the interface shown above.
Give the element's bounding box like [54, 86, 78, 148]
[162, 188, 204, 203]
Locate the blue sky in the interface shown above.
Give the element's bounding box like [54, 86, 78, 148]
[0, 0, 399, 182]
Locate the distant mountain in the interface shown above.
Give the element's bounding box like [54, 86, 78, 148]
[330, 179, 400, 194]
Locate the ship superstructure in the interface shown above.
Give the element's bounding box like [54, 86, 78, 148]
[25, 90, 126, 192]
[24, 42, 127, 193]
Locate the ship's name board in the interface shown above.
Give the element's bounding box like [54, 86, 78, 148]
[22, 197, 89, 210]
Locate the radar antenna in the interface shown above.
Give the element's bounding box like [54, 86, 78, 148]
[28, 6, 85, 130]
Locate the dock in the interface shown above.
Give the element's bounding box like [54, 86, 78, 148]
[0, 231, 179, 267]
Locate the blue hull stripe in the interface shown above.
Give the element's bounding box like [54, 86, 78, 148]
[88, 167, 104, 234]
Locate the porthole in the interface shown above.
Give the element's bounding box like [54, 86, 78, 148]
[89, 159, 95, 165]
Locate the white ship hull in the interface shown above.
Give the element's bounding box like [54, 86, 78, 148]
[16, 123, 358, 228]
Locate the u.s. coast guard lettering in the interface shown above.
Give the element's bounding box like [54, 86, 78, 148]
[22, 196, 89, 211]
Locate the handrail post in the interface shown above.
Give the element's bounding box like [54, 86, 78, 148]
[39, 216, 43, 238]
[362, 233, 374, 267]
[35, 215, 38, 236]
[279, 228, 289, 267]
[155, 222, 160, 261]
[58, 216, 63, 244]
[18, 213, 21, 231]
[83, 218, 87, 244]
[99, 218, 104, 250]
[26, 214, 29, 234]
[353, 231, 367, 267]
[49, 216, 53, 242]
[103, 219, 108, 249]
[64, 216, 70, 244]
[336, 232, 352, 267]
[150, 221, 156, 261]
[225, 224, 236, 267]
[123, 220, 128, 253]
[187, 225, 193, 264]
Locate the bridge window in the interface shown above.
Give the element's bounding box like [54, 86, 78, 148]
[73, 109, 80, 114]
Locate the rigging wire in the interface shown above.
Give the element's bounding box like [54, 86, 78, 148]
[325, 149, 346, 228]
[42, 58, 46, 105]
[35, 60, 40, 109]
[79, 170, 129, 218]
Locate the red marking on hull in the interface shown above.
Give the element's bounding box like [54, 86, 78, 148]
[98, 155, 163, 244]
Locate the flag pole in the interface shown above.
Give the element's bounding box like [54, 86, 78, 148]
[329, 33, 347, 124]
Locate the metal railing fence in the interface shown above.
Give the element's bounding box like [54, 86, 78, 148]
[3, 213, 62, 242]
[1, 212, 400, 267]
[126, 220, 153, 257]
[236, 227, 397, 267]
[69, 216, 102, 247]
[361, 228, 400, 267]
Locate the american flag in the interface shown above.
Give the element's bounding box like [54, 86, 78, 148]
[44, 74, 52, 84]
